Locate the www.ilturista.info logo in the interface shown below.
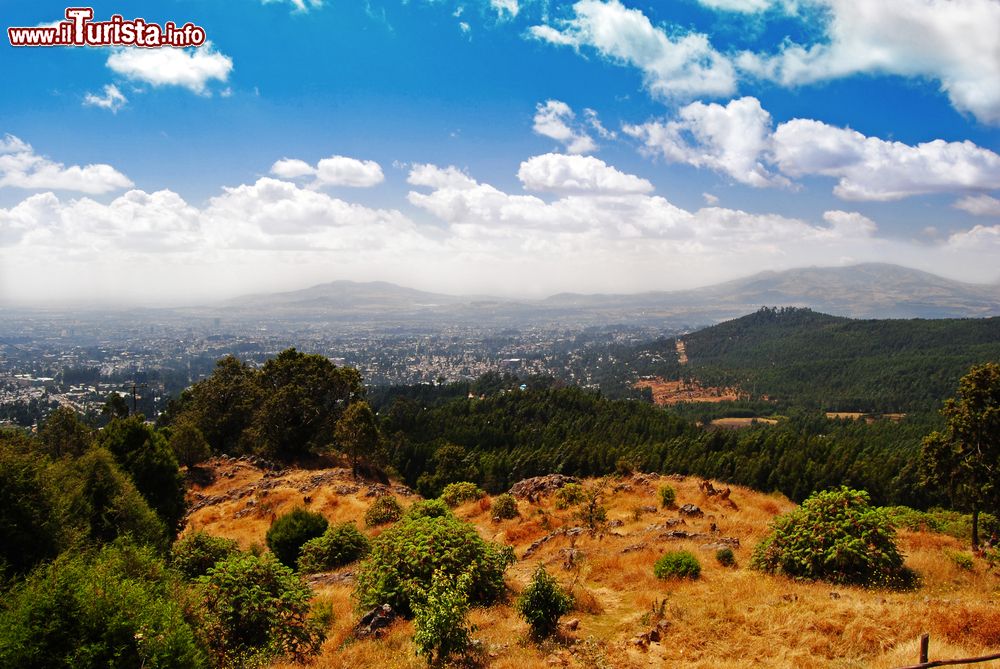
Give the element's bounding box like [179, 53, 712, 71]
[8, 7, 207, 48]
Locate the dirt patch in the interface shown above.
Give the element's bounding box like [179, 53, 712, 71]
[635, 377, 746, 405]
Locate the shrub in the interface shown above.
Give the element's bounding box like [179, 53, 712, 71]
[0, 540, 204, 669]
[266, 508, 328, 569]
[0, 441, 64, 579]
[555, 483, 585, 510]
[171, 530, 239, 579]
[716, 547, 736, 567]
[515, 566, 573, 639]
[751, 487, 909, 587]
[654, 550, 701, 580]
[198, 552, 325, 667]
[297, 522, 370, 573]
[365, 495, 403, 527]
[491, 494, 519, 521]
[413, 571, 475, 665]
[168, 422, 211, 468]
[441, 481, 486, 507]
[354, 512, 515, 616]
[406, 498, 451, 519]
[946, 550, 975, 571]
[575, 485, 607, 533]
[659, 485, 677, 508]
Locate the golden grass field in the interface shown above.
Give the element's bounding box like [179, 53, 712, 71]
[184, 459, 1000, 669]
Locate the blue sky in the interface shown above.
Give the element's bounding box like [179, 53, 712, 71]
[1, 0, 999, 305]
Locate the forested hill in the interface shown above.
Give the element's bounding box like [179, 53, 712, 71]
[627, 308, 1000, 413]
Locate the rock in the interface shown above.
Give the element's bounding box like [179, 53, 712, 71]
[648, 627, 661, 643]
[564, 618, 580, 631]
[640, 505, 658, 514]
[355, 604, 396, 639]
[699, 538, 740, 551]
[829, 591, 841, 600]
[509, 474, 580, 499]
[659, 530, 708, 541]
[621, 543, 647, 554]
[608, 519, 625, 528]
[678, 504, 704, 518]
[305, 570, 355, 587]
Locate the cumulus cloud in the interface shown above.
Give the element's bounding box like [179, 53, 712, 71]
[517, 153, 653, 194]
[83, 84, 127, 113]
[625, 96, 788, 188]
[954, 194, 1000, 217]
[0, 134, 133, 194]
[772, 119, 1000, 201]
[407, 164, 478, 190]
[623, 96, 1000, 200]
[262, 0, 324, 12]
[696, 0, 774, 12]
[106, 42, 233, 94]
[529, 0, 736, 99]
[736, 0, 1000, 124]
[490, 0, 519, 18]
[268, 155, 384, 187]
[533, 100, 598, 154]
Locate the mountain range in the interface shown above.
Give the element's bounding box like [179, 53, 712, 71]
[206, 263, 1000, 327]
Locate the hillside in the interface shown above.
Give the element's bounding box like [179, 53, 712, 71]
[616, 307, 1000, 412]
[184, 457, 1000, 669]
[183, 264, 1000, 326]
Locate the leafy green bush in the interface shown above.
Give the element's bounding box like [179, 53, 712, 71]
[515, 566, 573, 639]
[658, 485, 677, 508]
[297, 522, 370, 573]
[715, 547, 736, 567]
[654, 550, 701, 580]
[365, 495, 403, 527]
[946, 550, 975, 571]
[413, 571, 475, 665]
[751, 487, 909, 587]
[440, 481, 486, 507]
[491, 493, 519, 521]
[354, 512, 515, 616]
[265, 507, 328, 569]
[575, 485, 607, 533]
[554, 483, 585, 510]
[0, 540, 205, 669]
[406, 498, 451, 519]
[198, 552, 326, 667]
[0, 441, 64, 579]
[171, 531, 240, 580]
[884, 506, 998, 543]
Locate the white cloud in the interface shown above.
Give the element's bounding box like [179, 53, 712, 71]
[623, 96, 1000, 200]
[696, 0, 774, 12]
[83, 84, 127, 113]
[517, 153, 653, 194]
[702, 192, 719, 205]
[269, 155, 384, 187]
[954, 194, 1000, 217]
[737, 0, 1000, 124]
[0, 134, 133, 194]
[529, 0, 736, 99]
[262, 0, 324, 12]
[772, 119, 1000, 201]
[532, 100, 598, 154]
[625, 96, 788, 188]
[407, 164, 478, 190]
[106, 42, 233, 94]
[490, 0, 519, 18]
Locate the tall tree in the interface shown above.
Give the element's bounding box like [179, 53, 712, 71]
[920, 362, 1000, 549]
[38, 406, 93, 458]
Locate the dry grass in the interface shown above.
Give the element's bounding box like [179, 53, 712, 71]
[184, 463, 1000, 669]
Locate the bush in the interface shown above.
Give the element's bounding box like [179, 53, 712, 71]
[751, 487, 909, 587]
[406, 498, 451, 519]
[654, 550, 701, 580]
[198, 552, 325, 667]
[0, 540, 204, 669]
[659, 485, 676, 508]
[365, 495, 403, 527]
[441, 481, 486, 508]
[491, 493, 519, 521]
[354, 512, 515, 617]
[0, 441, 64, 579]
[575, 485, 607, 533]
[554, 483, 585, 510]
[716, 547, 736, 567]
[515, 566, 573, 639]
[266, 508, 328, 569]
[297, 522, 369, 573]
[172, 531, 240, 580]
[946, 550, 975, 571]
[413, 571, 475, 665]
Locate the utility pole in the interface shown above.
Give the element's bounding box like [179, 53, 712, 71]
[130, 382, 147, 416]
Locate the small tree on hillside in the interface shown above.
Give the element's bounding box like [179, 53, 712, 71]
[920, 362, 1000, 549]
[335, 401, 381, 478]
